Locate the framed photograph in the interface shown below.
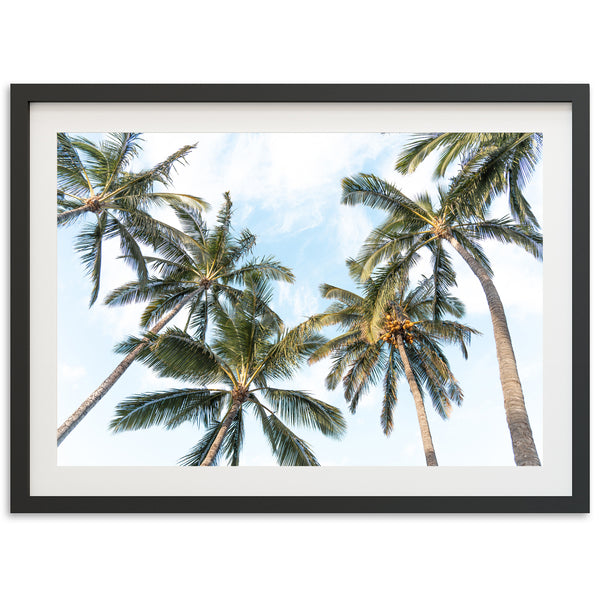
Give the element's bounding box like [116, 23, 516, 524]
[11, 84, 589, 513]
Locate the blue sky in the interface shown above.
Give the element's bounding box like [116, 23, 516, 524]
[57, 132, 543, 466]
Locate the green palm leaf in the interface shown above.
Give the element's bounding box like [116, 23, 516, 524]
[251, 402, 320, 466]
[261, 388, 346, 438]
[178, 421, 225, 466]
[110, 388, 224, 432]
[74, 212, 106, 306]
[396, 132, 542, 227]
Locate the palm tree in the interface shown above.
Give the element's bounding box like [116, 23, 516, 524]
[341, 176, 542, 465]
[395, 132, 542, 228]
[57, 194, 294, 446]
[57, 132, 208, 304]
[308, 274, 476, 466]
[110, 277, 346, 466]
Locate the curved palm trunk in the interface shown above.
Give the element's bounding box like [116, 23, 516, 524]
[200, 399, 243, 466]
[396, 338, 438, 466]
[57, 205, 92, 224]
[57, 289, 202, 446]
[444, 234, 540, 466]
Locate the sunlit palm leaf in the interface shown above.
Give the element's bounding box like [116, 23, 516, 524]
[262, 388, 346, 438]
[110, 388, 224, 432]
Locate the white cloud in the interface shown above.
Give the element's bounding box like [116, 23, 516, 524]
[136, 132, 404, 235]
[334, 203, 376, 262]
[59, 363, 86, 382]
[58, 363, 87, 395]
[447, 242, 543, 316]
[402, 441, 418, 458]
[287, 359, 332, 397]
[277, 202, 324, 234]
[277, 281, 320, 325]
[138, 369, 184, 394]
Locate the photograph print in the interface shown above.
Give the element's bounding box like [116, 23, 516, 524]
[56, 131, 543, 468]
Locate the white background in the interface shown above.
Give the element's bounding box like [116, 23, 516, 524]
[0, 2, 596, 599]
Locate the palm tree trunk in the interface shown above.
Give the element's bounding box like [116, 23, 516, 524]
[57, 205, 91, 224]
[444, 233, 540, 466]
[200, 399, 243, 466]
[396, 338, 438, 466]
[57, 289, 202, 446]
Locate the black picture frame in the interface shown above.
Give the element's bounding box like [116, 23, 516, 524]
[10, 84, 590, 513]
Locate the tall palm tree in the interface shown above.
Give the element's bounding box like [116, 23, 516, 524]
[110, 277, 346, 466]
[395, 132, 542, 228]
[57, 195, 294, 446]
[57, 132, 208, 304]
[341, 176, 543, 465]
[308, 274, 476, 466]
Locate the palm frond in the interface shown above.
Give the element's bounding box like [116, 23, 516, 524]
[428, 241, 457, 320]
[342, 173, 433, 225]
[223, 257, 295, 285]
[104, 143, 197, 202]
[104, 278, 189, 307]
[115, 327, 232, 385]
[254, 326, 327, 383]
[110, 388, 224, 432]
[57, 133, 94, 196]
[364, 251, 419, 319]
[456, 217, 543, 259]
[261, 388, 346, 438]
[381, 349, 400, 435]
[178, 421, 225, 466]
[319, 283, 363, 305]
[139, 288, 197, 328]
[74, 212, 106, 305]
[308, 329, 362, 365]
[221, 407, 245, 466]
[417, 320, 479, 359]
[251, 402, 320, 466]
[101, 133, 143, 192]
[173, 205, 208, 241]
[354, 226, 427, 280]
[395, 133, 485, 175]
[223, 228, 257, 267]
[342, 343, 387, 412]
[105, 215, 149, 284]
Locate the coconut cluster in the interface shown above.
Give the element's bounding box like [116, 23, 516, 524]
[379, 314, 415, 346]
[85, 195, 103, 214]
